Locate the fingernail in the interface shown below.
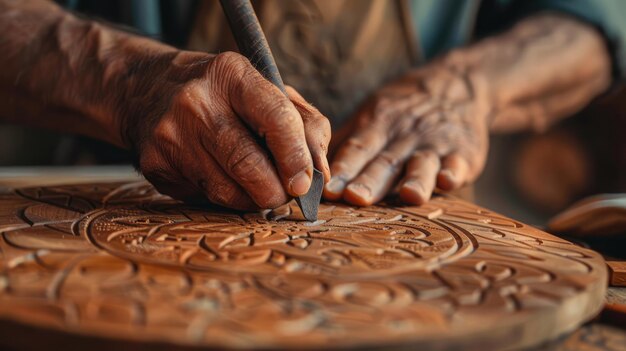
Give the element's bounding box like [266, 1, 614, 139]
[346, 183, 372, 202]
[325, 177, 345, 194]
[403, 180, 425, 195]
[290, 170, 312, 196]
[437, 169, 457, 191]
[400, 180, 426, 204]
[439, 169, 455, 182]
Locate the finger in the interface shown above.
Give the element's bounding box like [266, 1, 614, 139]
[343, 135, 419, 206]
[217, 52, 314, 197]
[437, 152, 470, 191]
[143, 149, 258, 210]
[139, 144, 204, 203]
[286, 86, 332, 182]
[324, 114, 389, 201]
[179, 146, 259, 210]
[197, 108, 289, 208]
[398, 150, 440, 205]
[144, 169, 202, 203]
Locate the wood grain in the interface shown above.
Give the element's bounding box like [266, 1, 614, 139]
[608, 260, 626, 287]
[0, 181, 608, 350]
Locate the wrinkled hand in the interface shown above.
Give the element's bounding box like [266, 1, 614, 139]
[124, 51, 331, 210]
[324, 64, 489, 206]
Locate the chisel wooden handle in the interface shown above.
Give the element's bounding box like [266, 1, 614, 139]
[219, 0, 286, 94]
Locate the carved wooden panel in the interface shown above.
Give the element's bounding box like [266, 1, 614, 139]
[0, 182, 608, 350]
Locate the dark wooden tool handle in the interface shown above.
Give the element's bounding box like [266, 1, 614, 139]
[219, 0, 323, 221]
[219, 0, 287, 94]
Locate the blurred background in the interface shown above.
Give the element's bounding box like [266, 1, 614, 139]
[1, 0, 624, 226]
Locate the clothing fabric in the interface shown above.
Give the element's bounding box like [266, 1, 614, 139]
[62, 0, 626, 74]
[187, 0, 416, 126]
[60, 0, 626, 125]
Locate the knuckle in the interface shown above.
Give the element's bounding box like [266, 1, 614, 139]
[414, 149, 439, 162]
[418, 138, 449, 156]
[344, 136, 371, 153]
[289, 92, 316, 116]
[330, 160, 349, 176]
[375, 151, 401, 171]
[305, 116, 331, 155]
[228, 144, 265, 179]
[372, 98, 400, 122]
[211, 51, 247, 74]
[320, 116, 332, 138]
[282, 147, 309, 169]
[175, 83, 205, 112]
[308, 114, 332, 137]
[152, 118, 180, 143]
[204, 181, 238, 207]
[209, 51, 250, 93]
[264, 99, 297, 130]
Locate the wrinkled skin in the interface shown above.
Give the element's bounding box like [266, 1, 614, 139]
[132, 52, 331, 210]
[325, 64, 489, 206]
[0, 1, 613, 211]
[325, 14, 611, 207]
[0, 0, 331, 211]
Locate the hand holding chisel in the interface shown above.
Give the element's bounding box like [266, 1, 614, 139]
[220, 0, 327, 221]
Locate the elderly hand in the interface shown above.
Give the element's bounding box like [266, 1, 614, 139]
[124, 51, 331, 210]
[322, 13, 613, 207]
[324, 64, 489, 206]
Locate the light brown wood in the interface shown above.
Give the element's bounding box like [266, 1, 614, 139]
[608, 260, 626, 287]
[0, 181, 608, 350]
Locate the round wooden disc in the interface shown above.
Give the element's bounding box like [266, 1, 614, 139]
[0, 182, 607, 350]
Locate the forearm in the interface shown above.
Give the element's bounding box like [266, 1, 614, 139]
[0, 0, 181, 148]
[442, 13, 612, 133]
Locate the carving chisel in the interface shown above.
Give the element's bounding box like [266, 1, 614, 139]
[219, 0, 324, 221]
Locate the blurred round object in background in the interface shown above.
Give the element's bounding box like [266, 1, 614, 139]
[549, 193, 626, 238]
[514, 131, 592, 214]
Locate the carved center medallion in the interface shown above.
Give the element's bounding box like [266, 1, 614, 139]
[86, 203, 473, 277]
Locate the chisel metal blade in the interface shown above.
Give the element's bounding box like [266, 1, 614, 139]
[295, 168, 324, 221]
[220, 0, 323, 220]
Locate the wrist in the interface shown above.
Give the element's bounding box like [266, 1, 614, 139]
[103, 37, 181, 149]
[12, 10, 181, 148]
[114, 49, 216, 153]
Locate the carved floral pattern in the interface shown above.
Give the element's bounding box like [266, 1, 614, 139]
[0, 182, 607, 349]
